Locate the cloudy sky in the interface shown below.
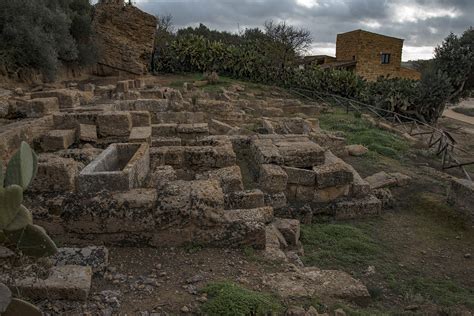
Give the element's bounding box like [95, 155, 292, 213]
[126, 0, 472, 61]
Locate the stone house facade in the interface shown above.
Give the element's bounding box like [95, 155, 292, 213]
[335, 30, 420, 81]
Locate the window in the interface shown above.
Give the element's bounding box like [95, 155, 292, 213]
[381, 53, 391, 64]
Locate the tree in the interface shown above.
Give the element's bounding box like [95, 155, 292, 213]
[434, 27, 474, 103]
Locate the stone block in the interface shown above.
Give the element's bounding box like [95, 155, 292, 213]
[184, 146, 236, 169]
[148, 165, 177, 189]
[332, 195, 382, 220]
[16, 97, 59, 118]
[79, 124, 98, 143]
[283, 166, 316, 186]
[151, 137, 182, 147]
[276, 141, 325, 168]
[129, 126, 152, 144]
[41, 129, 76, 152]
[198, 166, 244, 193]
[116, 81, 129, 93]
[53, 113, 98, 130]
[448, 178, 474, 220]
[52, 246, 109, 274]
[225, 207, 274, 224]
[134, 79, 145, 89]
[259, 164, 288, 193]
[274, 218, 300, 246]
[31, 89, 80, 109]
[150, 146, 184, 168]
[30, 154, 82, 192]
[225, 189, 265, 210]
[14, 265, 92, 301]
[177, 123, 209, 139]
[97, 112, 132, 137]
[264, 192, 287, 209]
[130, 111, 151, 127]
[364, 171, 397, 190]
[313, 162, 353, 189]
[209, 119, 235, 135]
[313, 185, 350, 203]
[252, 139, 283, 165]
[77, 143, 149, 193]
[296, 185, 315, 202]
[152, 123, 177, 137]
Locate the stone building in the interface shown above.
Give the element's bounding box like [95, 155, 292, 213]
[92, 0, 157, 76]
[310, 30, 420, 81]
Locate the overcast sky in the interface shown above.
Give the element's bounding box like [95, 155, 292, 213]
[122, 0, 472, 61]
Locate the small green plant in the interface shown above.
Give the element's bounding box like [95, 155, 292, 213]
[201, 281, 284, 315]
[0, 142, 57, 257]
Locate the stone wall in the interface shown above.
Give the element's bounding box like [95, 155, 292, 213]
[93, 3, 157, 75]
[336, 30, 420, 81]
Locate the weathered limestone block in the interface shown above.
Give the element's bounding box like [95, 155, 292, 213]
[16, 97, 59, 118]
[225, 207, 274, 225]
[30, 154, 83, 192]
[130, 111, 151, 127]
[41, 129, 76, 152]
[31, 89, 81, 108]
[177, 123, 209, 140]
[150, 146, 184, 168]
[79, 124, 98, 143]
[151, 137, 182, 147]
[276, 141, 325, 168]
[296, 185, 315, 202]
[160, 88, 183, 102]
[57, 147, 103, 165]
[129, 126, 152, 144]
[0, 100, 9, 118]
[313, 162, 353, 189]
[274, 218, 300, 246]
[97, 112, 132, 137]
[13, 266, 92, 301]
[134, 79, 145, 89]
[152, 123, 178, 137]
[345, 144, 369, 156]
[148, 165, 177, 189]
[263, 267, 370, 306]
[283, 166, 316, 186]
[209, 119, 235, 135]
[77, 143, 149, 193]
[198, 166, 244, 193]
[225, 189, 265, 210]
[116, 81, 129, 93]
[156, 180, 225, 227]
[52, 246, 109, 274]
[251, 139, 283, 165]
[259, 164, 288, 193]
[264, 192, 287, 209]
[53, 113, 98, 130]
[448, 178, 474, 220]
[332, 195, 382, 220]
[62, 189, 157, 234]
[139, 88, 164, 99]
[264, 225, 288, 261]
[313, 185, 350, 203]
[183, 146, 236, 169]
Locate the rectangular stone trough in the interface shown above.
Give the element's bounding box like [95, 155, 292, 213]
[77, 143, 149, 193]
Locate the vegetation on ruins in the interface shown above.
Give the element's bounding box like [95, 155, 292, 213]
[0, 0, 97, 81]
[0, 142, 57, 257]
[154, 20, 473, 123]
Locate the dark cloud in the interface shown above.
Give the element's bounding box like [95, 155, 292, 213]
[134, 0, 472, 60]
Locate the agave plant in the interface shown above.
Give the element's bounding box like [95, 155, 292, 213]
[0, 142, 57, 257]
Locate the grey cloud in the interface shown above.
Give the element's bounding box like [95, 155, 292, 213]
[135, 0, 472, 59]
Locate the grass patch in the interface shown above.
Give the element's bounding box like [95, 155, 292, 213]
[169, 73, 245, 93]
[452, 107, 474, 117]
[301, 224, 382, 270]
[201, 281, 284, 315]
[319, 111, 409, 159]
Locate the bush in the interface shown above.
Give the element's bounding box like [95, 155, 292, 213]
[0, 0, 96, 81]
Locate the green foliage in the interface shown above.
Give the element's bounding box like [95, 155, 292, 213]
[319, 111, 408, 159]
[0, 142, 57, 257]
[4, 141, 38, 189]
[0, 0, 96, 81]
[201, 281, 284, 315]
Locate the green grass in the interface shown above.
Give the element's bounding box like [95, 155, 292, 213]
[319, 111, 409, 159]
[169, 73, 246, 93]
[201, 281, 284, 315]
[452, 107, 474, 117]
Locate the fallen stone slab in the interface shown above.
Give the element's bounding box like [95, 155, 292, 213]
[332, 195, 382, 220]
[52, 246, 109, 274]
[364, 171, 411, 190]
[13, 265, 92, 301]
[263, 267, 370, 306]
[274, 218, 300, 246]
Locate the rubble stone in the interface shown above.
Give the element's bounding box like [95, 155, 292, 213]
[52, 246, 109, 274]
[41, 129, 76, 152]
[17, 97, 59, 118]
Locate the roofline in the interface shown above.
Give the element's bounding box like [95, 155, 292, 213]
[337, 29, 404, 42]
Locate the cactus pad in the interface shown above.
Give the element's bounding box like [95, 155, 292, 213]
[4, 142, 37, 190]
[5, 224, 57, 257]
[0, 185, 23, 230]
[4, 205, 32, 232]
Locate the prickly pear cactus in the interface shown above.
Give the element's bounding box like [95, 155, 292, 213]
[4, 142, 38, 190]
[5, 224, 57, 258]
[0, 185, 23, 230]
